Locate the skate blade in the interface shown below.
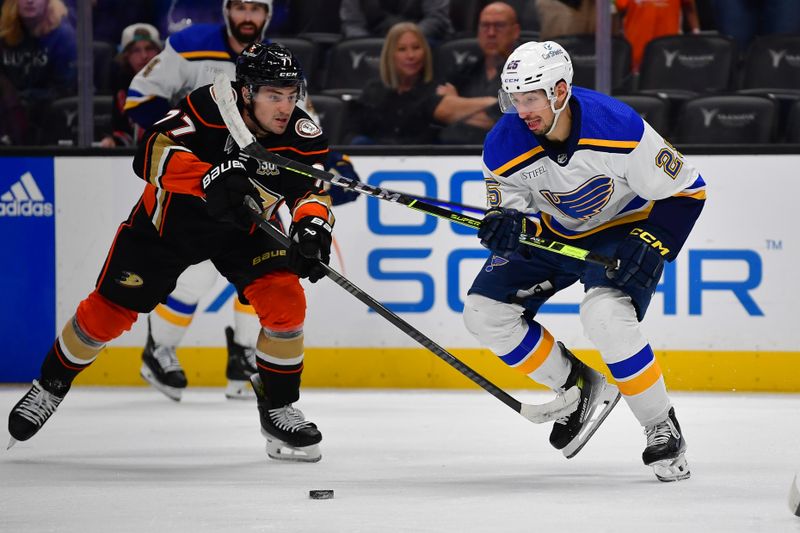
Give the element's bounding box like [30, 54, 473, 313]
[788, 474, 800, 516]
[140, 365, 183, 402]
[652, 453, 691, 482]
[562, 383, 621, 459]
[224, 380, 255, 400]
[7, 437, 17, 450]
[265, 439, 321, 463]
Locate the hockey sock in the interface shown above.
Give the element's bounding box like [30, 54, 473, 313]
[497, 317, 571, 390]
[606, 343, 671, 426]
[255, 330, 304, 407]
[40, 316, 103, 395]
[232, 300, 260, 348]
[150, 295, 197, 347]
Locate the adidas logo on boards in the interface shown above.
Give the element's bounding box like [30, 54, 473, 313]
[0, 172, 54, 217]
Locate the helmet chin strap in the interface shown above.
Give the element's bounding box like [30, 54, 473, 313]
[545, 87, 572, 137]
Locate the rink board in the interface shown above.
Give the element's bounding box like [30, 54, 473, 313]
[0, 153, 797, 390]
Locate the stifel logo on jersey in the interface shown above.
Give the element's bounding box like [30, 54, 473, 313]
[0, 172, 54, 217]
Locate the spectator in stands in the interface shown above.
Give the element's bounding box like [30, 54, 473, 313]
[615, 0, 700, 74]
[340, 0, 453, 44]
[535, 0, 595, 41]
[437, 1, 519, 144]
[711, 0, 800, 52]
[347, 21, 496, 144]
[99, 23, 161, 148]
[0, 0, 76, 145]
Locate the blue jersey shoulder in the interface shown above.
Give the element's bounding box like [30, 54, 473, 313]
[573, 86, 644, 142]
[167, 23, 227, 54]
[482, 113, 542, 174]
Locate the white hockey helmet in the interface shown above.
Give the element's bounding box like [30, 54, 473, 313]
[498, 41, 573, 115]
[223, 0, 273, 41]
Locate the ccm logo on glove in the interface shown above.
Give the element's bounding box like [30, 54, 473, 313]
[630, 227, 671, 257]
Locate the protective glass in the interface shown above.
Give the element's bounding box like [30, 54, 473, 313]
[498, 89, 552, 114]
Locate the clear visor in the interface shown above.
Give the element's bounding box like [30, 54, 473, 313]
[498, 89, 552, 114]
[249, 81, 306, 104]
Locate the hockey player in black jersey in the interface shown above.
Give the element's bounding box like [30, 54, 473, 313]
[8, 43, 330, 462]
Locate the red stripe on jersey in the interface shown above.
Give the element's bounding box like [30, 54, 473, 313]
[269, 146, 329, 157]
[186, 92, 227, 129]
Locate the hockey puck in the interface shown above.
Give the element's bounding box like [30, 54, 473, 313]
[309, 490, 334, 500]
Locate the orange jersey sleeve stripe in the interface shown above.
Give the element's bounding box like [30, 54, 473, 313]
[143, 133, 210, 196]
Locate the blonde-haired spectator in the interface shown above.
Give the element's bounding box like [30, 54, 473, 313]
[348, 22, 496, 144]
[0, 0, 76, 144]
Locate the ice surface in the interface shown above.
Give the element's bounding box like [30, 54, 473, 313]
[1, 387, 798, 532]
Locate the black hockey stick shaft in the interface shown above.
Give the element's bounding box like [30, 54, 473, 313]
[212, 73, 615, 268]
[253, 146, 615, 269]
[243, 201, 523, 413]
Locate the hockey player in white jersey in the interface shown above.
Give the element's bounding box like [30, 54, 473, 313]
[464, 41, 705, 481]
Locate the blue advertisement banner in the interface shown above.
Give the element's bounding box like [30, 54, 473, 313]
[0, 157, 55, 382]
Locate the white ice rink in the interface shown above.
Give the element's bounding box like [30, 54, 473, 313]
[1, 387, 799, 533]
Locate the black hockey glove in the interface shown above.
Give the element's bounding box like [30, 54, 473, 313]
[202, 160, 258, 230]
[606, 225, 673, 292]
[478, 207, 526, 258]
[288, 216, 332, 283]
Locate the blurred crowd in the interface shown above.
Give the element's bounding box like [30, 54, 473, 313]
[1, 0, 799, 147]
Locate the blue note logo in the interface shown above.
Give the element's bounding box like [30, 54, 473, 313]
[0, 171, 54, 217]
[540, 175, 614, 221]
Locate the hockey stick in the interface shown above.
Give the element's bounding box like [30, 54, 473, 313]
[212, 74, 617, 269]
[243, 197, 579, 424]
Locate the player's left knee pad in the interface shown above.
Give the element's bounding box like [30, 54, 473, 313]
[75, 290, 139, 343]
[244, 271, 306, 333]
[463, 293, 527, 355]
[580, 287, 646, 356]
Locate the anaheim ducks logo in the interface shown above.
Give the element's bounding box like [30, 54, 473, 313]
[115, 271, 144, 288]
[295, 118, 322, 138]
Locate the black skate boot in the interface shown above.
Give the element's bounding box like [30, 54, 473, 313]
[7, 380, 67, 448]
[550, 342, 621, 459]
[250, 373, 322, 462]
[643, 407, 690, 482]
[224, 326, 257, 400]
[140, 318, 187, 402]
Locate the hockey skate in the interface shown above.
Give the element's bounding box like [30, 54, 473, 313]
[550, 342, 621, 459]
[643, 407, 690, 482]
[250, 373, 322, 462]
[140, 319, 187, 402]
[7, 380, 66, 449]
[224, 326, 257, 400]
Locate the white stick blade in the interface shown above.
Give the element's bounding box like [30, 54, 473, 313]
[519, 386, 580, 424]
